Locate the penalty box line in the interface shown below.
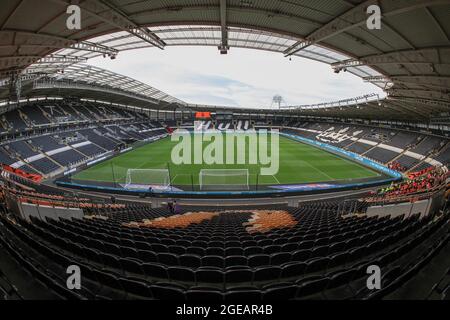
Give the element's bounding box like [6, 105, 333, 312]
[170, 173, 280, 186]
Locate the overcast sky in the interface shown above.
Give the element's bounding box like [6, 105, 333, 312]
[91, 46, 384, 109]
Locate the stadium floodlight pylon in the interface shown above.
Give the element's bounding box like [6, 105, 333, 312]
[199, 169, 250, 191]
[125, 169, 170, 190]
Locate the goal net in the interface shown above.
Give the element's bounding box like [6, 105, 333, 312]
[199, 169, 249, 191]
[124, 169, 170, 190]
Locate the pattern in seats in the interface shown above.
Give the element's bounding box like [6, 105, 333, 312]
[243, 210, 298, 234]
[123, 209, 298, 234]
[0, 201, 448, 301]
[124, 211, 220, 229]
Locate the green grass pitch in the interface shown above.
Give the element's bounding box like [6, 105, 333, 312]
[73, 134, 380, 187]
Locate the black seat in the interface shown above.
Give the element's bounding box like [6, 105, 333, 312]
[244, 246, 263, 255]
[152, 243, 169, 253]
[195, 268, 224, 284]
[135, 241, 152, 251]
[225, 269, 253, 283]
[168, 245, 186, 255]
[263, 284, 297, 301]
[263, 245, 281, 254]
[202, 255, 224, 268]
[120, 258, 143, 275]
[168, 266, 196, 282]
[83, 247, 102, 264]
[104, 243, 122, 256]
[310, 245, 328, 259]
[225, 247, 244, 256]
[281, 243, 298, 253]
[186, 246, 205, 256]
[151, 283, 185, 300]
[100, 253, 122, 271]
[138, 250, 157, 263]
[121, 238, 135, 247]
[192, 240, 208, 248]
[179, 254, 202, 268]
[270, 252, 291, 265]
[186, 288, 223, 302]
[314, 237, 328, 247]
[208, 241, 224, 248]
[254, 266, 281, 282]
[257, 239, 272, 247]
[242, 240, 257, 247]
[121, 246, 139, 260]
[323, 270, 356, 300]
[327, 252, 348, 269]
[119, 278, 153, 299]
[328, 242, 346, 255]
[224, 289, 262, 301]
[248, 254, 270, 268]
[157, 253, 179, 265]
[305, 257, 330, 275]
[142, 263, 168, 279]
[292, 249, 311, 262]
[280, 262, 306, 278]
[298, 240, 314, 250]
[225, 255, 248, 268]
[206, 247, 225, 256]
[296, 278, 329, 299]
[348, 247, 365, 262]
[95, 271, 124, 291]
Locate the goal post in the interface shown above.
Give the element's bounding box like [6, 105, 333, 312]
[124, 169, 170, 190]
[199, 169, 250, 191]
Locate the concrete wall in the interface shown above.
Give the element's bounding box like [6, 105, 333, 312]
[19, 202, 84, 221]
[366, 199, 431, 219]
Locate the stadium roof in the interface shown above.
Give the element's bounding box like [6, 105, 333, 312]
[0, 0, 449, 121]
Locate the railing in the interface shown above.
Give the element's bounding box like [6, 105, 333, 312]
[364, 173, 448, 205]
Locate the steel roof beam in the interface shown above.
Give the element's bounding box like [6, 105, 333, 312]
[70, 41, 118, 56]
[0, 30, 119, 56]
[64, 0, 166, 49]
[0, 56, 42, 68]
[390, 97, 450, 108]
[219, 0, 229, 54]
[332, 47, 450, 70]
[47, 0, 165, 49]
[387, 99, 430, 118]
[37, 64, 186, 105]
[284, 0, 449, 56]
[388, 88, 450, 101]
[364, 76, 450, 91]
[0, 73, 44, 87]
[387, 76, 450, 90]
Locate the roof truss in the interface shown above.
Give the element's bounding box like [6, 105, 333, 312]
[284, 0, 449, 56]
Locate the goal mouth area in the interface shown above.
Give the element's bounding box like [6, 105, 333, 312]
[199, 169, 250, 191]
[125, 168, 171, 191]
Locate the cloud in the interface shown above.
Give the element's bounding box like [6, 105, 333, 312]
[181, 93, 239, 107]
[90, 46, 384, 108]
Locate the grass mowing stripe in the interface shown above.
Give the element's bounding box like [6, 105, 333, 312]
[73, 134, 380, 186]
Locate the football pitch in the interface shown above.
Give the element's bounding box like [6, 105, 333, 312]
[72, 134, 380, 188]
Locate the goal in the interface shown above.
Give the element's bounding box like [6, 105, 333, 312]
[199, 169, 249, 191]
[124, 169, 170, 190]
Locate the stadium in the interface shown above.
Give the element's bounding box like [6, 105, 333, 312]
[0, 0, 449, 304]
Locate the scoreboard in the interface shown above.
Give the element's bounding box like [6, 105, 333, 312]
[194, 112, 212, 131]
[195, 112, 211, 119]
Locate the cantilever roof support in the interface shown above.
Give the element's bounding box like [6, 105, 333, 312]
[218, 0, 229, 54]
